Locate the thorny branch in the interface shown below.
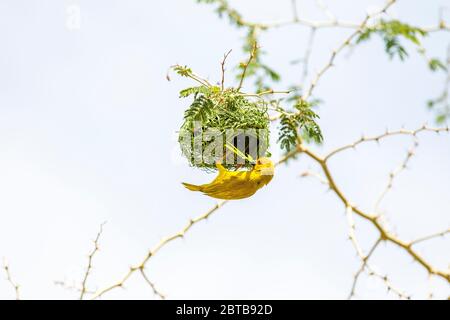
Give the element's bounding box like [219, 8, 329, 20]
[91, 202, 226, 299]
[345, 211, 409, 299]
[302, 0, 396, 101]
[202, 0, 450, 128]
[2, 259, 20, 300]
[79, 222, 106, 300]
[140, 268, 166, 299]
[410, 228, 450, 246]
[237, 41, 257, 91]
[92, 124, 449, 299]
[220, 49, 233, 91]
[300, 126, 450, 298]
[374, 136, 419, 213]
[54, 279, 95, 295]
[207, 0, 449, 32]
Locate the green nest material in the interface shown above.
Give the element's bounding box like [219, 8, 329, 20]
[178, 87, 270, 171]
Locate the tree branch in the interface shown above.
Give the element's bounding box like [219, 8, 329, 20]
[2, 259, 20, 300]
[79, 222, 106, 300]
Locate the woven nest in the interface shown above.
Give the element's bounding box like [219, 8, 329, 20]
[178, 90, 270, 171]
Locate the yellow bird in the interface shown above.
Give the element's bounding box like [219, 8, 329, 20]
[182, 157, 274, 200]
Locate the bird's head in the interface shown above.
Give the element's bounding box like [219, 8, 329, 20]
[254, 157, 274, 176]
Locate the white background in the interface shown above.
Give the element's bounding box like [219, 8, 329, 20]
[0, 0, 449, 299]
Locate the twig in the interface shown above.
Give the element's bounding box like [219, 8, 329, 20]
[54, 280, 96, 295]
[302, 0, 397, 100]
[242, 89, 291, 97]
[237, 41, 257, 91]
[79, 222, 106, 300]
[374, 136, 419, 212]
[171, 64, 213, 87]
[301, 27, 317, 86]
[346, 205, 365, 259]
[300, 170, 329, 186]
[348, 238, 382, 299]
[410, 228, 450, 246]
[2, 259, 20, 300]
[140, 268, 165, 300]
[315, 0, 337, 22]
[368, 269, 411, 299]
[346, 214, 410, 300]
[220, 49, 232, 91]
[325, 125, 450, 161]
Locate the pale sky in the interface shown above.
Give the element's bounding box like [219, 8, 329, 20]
[0, 0, 449, 299]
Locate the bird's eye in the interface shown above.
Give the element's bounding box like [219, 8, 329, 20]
[256, 160, 261, 165]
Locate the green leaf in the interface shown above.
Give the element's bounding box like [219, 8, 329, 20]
[179, 86, 219, 98]
[428, 58, 447, 72]
[357, 19, 427, 60]
[261, 64, 281, 82]
[277, 99, 323, 151]
[184, 95, 214, 122]
[174, 65, 193, 77]
[356, 29, 372, 43]
[436, 114, 447, 124]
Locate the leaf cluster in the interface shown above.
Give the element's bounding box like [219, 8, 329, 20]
[173, 65, 194, 77]
[428, 58, 447, 72]
[278, 99, 323, 152]
[357, 19, 427, 60]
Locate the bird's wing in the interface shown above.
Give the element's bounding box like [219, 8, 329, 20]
[203, 171, 257, 199]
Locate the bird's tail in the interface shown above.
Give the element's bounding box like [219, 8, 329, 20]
[182, 182, 202, 192]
